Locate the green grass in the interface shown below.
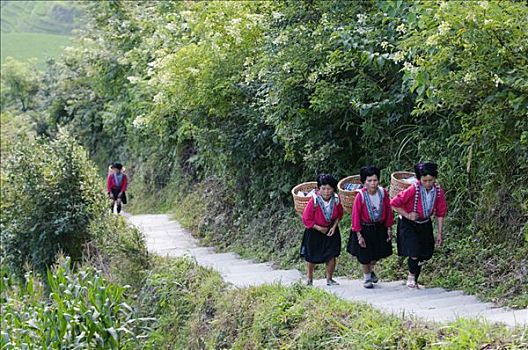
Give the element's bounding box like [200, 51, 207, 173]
[1, 32, 72, 69]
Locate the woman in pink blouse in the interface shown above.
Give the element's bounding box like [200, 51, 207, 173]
[390, 162, 447, 288]
[300, 174, 344, 286]
[107, 163, 128, 214]
[347, 166, 393, 289]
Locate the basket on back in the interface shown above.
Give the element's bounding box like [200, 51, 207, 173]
[337, 175, 362, 214]
[389, 171, 416, 198]
[291, 182, 318, 214]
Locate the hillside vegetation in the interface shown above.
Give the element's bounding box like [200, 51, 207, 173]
[2, 0, 527, 309]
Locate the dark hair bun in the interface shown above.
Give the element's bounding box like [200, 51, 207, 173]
[359, 165, 380, 183]
[316, 173, 338, 190]
[415, 162, 438, 179]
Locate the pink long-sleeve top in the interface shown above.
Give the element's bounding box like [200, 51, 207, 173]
[390, 182, 447, 220]
[106, 173, 128, 193]
[302, 194, 344, 229]
[351, 187, 394, 232]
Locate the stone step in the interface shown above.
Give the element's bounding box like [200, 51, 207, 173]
[148, 246, 214, 259]
[224, 269, 302, 288]
[198, 259, 262, 270]
[194, 252, 251, 265]
[218, 262, 275, 275]
[139, 223, 186, 230]
[479, 308, 527, 327]
[314, 280, 445, 303]
[357, 285, 444, 300]
[146, 239, 198, 250]
[406, 302, 498, 323]
[374, 289, 465, 307]
[399, 294, 483, 309]
[129, 216, 172, 225]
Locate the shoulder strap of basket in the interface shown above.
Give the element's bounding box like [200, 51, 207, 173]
[413, 182, 419, 214]
[312, 192, 319, 208]
[432, 183, 440, 216]
[334, 193, 340, 205]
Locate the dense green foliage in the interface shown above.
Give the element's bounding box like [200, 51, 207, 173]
[1, 57, 41, 111]
[136, 257, 527, 349]
[3, 0, 527, 306]
[0, 131, 107, 275]
[1, 257, 152, 349]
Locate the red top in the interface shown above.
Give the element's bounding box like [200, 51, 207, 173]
[107, 173, 128, 193]
[351, 187, 394, 232]
[390, 183, 447, 219]
[302, 194, 344, 229]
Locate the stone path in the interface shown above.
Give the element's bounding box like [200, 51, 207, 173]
[129, 214, 527, 328]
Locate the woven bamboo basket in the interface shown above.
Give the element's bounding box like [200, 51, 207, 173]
[291, 182, 318, 214]
[389, 171, 416, 198]
[337, 175, 362, 214]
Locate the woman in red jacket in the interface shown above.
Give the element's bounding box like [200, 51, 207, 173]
[300, 174, 344, 286]
[390, 162, 447, 288]
[347, 166, 393, 289]
[107, 163, 128, 214]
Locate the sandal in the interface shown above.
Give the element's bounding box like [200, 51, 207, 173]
[326, 278, 340, 286]
[406, 275, 416, 289]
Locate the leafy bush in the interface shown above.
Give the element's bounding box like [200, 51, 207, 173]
[0, 130, 106, 276]
[85, 214, 150, 290]
[135, 257, 225, 349]
[0, 57, 41, 112]
[0, 257, 153, 349]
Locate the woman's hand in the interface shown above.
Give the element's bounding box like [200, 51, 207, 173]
[357, 233, 366, 248]
[435, 233, 443, 247]
[386, 229, 392, 242]
[436, 217, 444, 248]
[315, 225, 329, 234]
[327, 225, 336, 237]
[406, 212, 418, 221]
[109, 193, 114, 200]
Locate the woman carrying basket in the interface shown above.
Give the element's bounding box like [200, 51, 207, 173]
[347, 166, 393, 289]
[390, 162, 447, 288]
[107, 162, 128, 214]
[300, 174, 344, 286]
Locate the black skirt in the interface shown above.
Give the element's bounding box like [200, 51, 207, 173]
[110, 188, 127, 204]
[300, 227, 341, 264]
[396, 217, 434, 260]
[347, 223, 392, 264]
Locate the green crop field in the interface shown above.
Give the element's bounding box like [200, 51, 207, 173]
[0, 0, 84, 69]
[1, 0, 83, 35]
[1, 32, 72, 69]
